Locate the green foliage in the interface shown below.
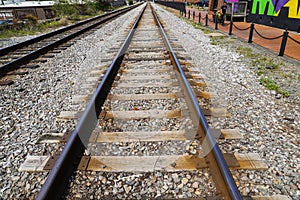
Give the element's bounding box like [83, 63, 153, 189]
[179, 15, 213, 34]
[259, 77, 290, 97]
[210, 41, 217, 45]
[0, 18, 70, 38]
[256, 69, 265, 76]
[280, 90, 290, 98]
[40, 18, 69, 28]
[251, 56, 283, 78]
[210, 35, 228, 45]
[278, 72, 294, 79]
[96, 1, 112, 10]
[25, 14, 38, 24]
[192, 22, 211, 34]
[236, 46, 257, 58]
[200, 28, 212, 34]
[0, 0, 114, 38]
[259, 77, 279, 90]
[252, 56, 281, 70]
[53, 3, 81, 18]
[237, 46, 251, 52]
[52, 0, 113, 19]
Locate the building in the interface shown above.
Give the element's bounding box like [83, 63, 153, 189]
[0, 1, 55, 20]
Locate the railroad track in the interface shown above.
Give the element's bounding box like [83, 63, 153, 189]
[19, 2, 269, 199]
[0, 4, 140, 79]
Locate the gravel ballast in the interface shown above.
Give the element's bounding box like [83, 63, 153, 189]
[0, 2, 299, 199]
[0, 5, 144, 199]
[154, 3, 299, 199]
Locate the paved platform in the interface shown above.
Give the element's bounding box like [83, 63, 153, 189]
[185, 8, 300, 61]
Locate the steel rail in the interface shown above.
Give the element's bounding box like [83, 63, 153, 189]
[151, 4, 242, 200]
[0, 4, 140, 77]
[36, 3, 147, 200]
[0, 5, 139, 57]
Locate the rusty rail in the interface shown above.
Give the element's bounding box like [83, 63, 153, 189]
[35, 3, 146, 200]
[0, 4, 141, 77]
[37, 3, 242, 199]
[152, 5, 242, 200]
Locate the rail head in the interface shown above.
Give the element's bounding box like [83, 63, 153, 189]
[0, 3, 142, 57]
[36, 3, 147, 200]
[151, 4, 242, 200]
[0, 4, 142, 78]
[35, 2, 241, 199]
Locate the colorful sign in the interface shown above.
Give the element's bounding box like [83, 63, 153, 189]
[248, 0, 300, 32]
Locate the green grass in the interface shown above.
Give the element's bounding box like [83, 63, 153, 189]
[0, 2, 110, 38]
[200, 28, 212, 34]
[0, 19, 70, 38]
[210, 40, 217, 45]
[192, 22, 212, 34]
[236, 46, 258, 59]
[179, 15, 213, 34]
[250, 55, 284, 77]
[252, 57, 282, 70]
[278, 72, 294, 79]
[210, 35, 229, 45]
[259, 77, 290, 97]
[259, 77, 279, 90]
[236, 47, 284, 77]
[256, 69, 265, 76]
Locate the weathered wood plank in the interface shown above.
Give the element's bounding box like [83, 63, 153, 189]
[94, 128, 241, 143]
[104, 110, 181, 120]
[107, 93, 177, 100]
[19, 156, 49, 172]
[221, 129, 243, 139]
[86, 155, 206, 171]
[233, 153, 268, 170]
[56, 111, 78, 121]
[72, 95, 91, 104]
[90, 70, 105, 75]
[115, 82, 178, 87]
[120, 75, 173, 80]
[202, 108, 230, 118]
[36, 133, 64, 144]
[122, 69, 171, 73]
[190, 81, 208, 87]
[85, 153, 267, 172]
[252, 196, 292, 200]
[195, 91, 216, 99]
[96, 130, 188, 142]
[86, 77, 101, 83]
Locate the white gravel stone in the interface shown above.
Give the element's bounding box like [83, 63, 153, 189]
[0, 5, 145, 199]
[2, 2, 298, 199]
[154, 3, 299, 200]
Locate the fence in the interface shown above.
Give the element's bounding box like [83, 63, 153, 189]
[181, 9, 300, 57]
[154, 1, 186, 14]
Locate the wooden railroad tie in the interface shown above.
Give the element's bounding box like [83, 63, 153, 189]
[113, 81, 179, 87]
[33, 128, 242, 144]
[18, 153, 268, 172]
[56, 111, 81, 121]
[89, 129, 242, 143]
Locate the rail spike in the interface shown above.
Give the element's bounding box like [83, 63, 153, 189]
[36, 2, 242, 199]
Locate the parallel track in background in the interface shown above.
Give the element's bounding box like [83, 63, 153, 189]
[0, 4, 140, 78]
[32, 3, 245, 199]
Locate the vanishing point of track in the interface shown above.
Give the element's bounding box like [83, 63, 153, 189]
[36, 3, 242, 199]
